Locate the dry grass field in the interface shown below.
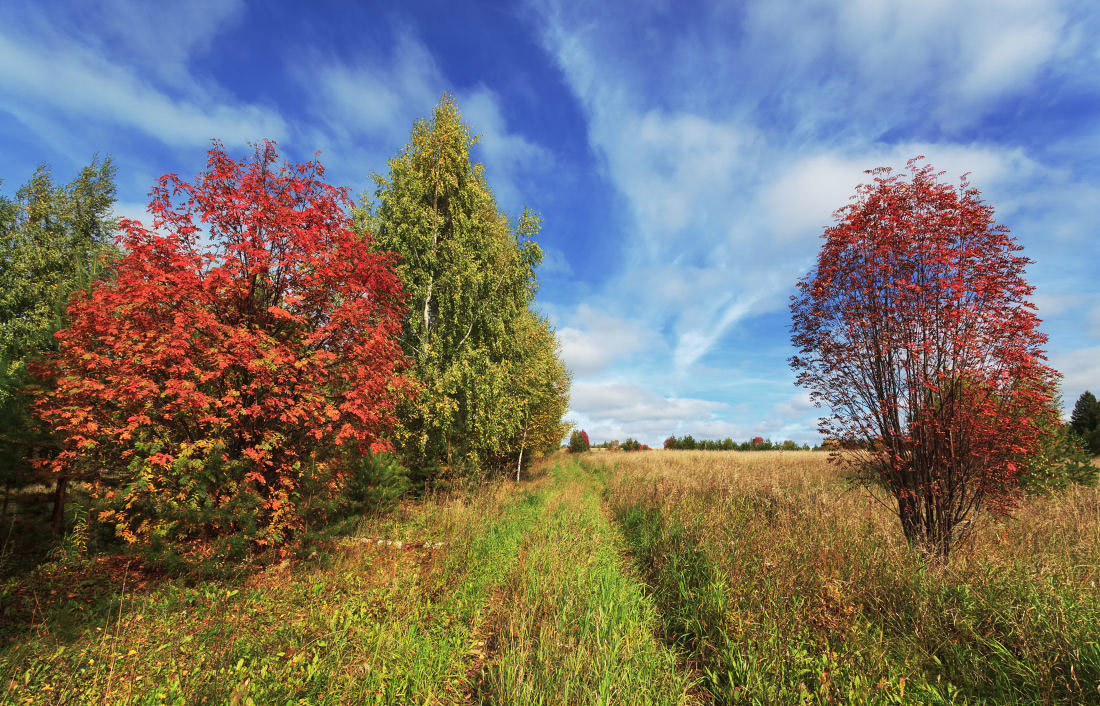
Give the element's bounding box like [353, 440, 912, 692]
[604, 450, 1100, 703]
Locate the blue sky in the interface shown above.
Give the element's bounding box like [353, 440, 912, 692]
[2, 0, 1098, 445]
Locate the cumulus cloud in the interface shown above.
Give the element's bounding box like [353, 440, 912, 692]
[1053, 346, 1100, 413]
[557, 305, 657, 376]
[567, 380, 740, 443]
[571, 380, 728, 422]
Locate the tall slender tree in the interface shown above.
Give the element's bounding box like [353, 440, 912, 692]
[356, 96, 551, 478]
[504, 311, 571, 480]
[0, 159, 117, 530]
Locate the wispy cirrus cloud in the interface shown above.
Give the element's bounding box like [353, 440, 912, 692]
[298, 29, 550, 211]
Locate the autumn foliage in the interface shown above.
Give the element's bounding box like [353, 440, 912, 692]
[789, 158, 1057, 557]
[568, 429, 590, 453]
[35, 141, 408, 552]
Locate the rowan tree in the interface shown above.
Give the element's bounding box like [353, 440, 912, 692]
[568, 430, 590, 453]
[790, 158, 1057, 558]
[356, 96, 547, 478]
[35, 141, 408, 552]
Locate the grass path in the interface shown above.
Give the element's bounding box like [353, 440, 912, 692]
[471, 459, 696, 704]
[2, 459, 698, 705]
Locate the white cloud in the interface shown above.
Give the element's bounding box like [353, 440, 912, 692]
[772, 391, 815, 420]
[743, 0, 1070, 130]
[534, 0, 1096, 444]
[571, 380, 727, 423]
[558, 305, 657, 376]
[1088, 303, 1100, 340]
[307, 31, 443, 146]
[1052, 346, 1100, 412]
[567, 380, 739, 443]
[0, 24, 286, 148]
[82, 0, 247, 86]
[538, 246, 574, 277]
[1032, 292, 1089, 318]
[301, 31, 548, 211]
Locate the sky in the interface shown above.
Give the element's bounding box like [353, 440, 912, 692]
[2, 0, 1098, 446]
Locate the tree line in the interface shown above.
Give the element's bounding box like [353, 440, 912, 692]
[0, 96, 570, 564]
[663, 435, 813, 451]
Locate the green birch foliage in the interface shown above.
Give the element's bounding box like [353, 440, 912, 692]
[356, 96, 549, 477]
[505, 310, 572, 472]
[0, 159, 118, 494]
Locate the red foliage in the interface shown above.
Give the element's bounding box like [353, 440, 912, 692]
[789, 158, 1056, 557]
[580, 430, 590, 447]
[751, 436, 764, 447]
[35, 141, 409, 548]
[663, 436, 677, 449]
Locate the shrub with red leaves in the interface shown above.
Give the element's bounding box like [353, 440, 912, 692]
[35, 141, 409, 552]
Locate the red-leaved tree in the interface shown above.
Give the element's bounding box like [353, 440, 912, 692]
[36, 141, 409, 552]
[789, 158, 1057, 558]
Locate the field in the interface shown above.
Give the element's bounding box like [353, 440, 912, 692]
[2, 451, 1098, 704]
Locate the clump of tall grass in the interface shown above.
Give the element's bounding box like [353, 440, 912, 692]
[605, 450, 1100, 704]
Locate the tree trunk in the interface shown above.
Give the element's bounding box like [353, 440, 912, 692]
[897, 491, 921, 545]
[51, 475, 68, 535]
[516, 416, 529, 483]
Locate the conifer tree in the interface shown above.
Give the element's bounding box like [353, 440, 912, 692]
[1070, 391, 1100, 454]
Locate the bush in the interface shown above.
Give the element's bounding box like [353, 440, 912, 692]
[1018, 426, 1098, 494]
[568, 430, 590, 453]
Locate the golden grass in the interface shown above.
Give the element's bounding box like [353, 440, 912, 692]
[600, 449, 1100, 702]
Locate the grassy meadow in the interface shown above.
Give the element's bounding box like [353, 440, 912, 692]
[2, 451, 1098, 704]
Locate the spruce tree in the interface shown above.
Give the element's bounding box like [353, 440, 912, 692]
[1070, 391, 1100, 454]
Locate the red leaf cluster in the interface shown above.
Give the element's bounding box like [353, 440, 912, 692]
[35, 141, 409, 547]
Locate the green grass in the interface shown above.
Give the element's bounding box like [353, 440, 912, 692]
[473, 459, 695, 704]
[1, 460, 695, 705]
[2, 480, 549, 704]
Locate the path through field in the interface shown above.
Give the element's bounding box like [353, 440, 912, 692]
[4, 452, 1098, 704]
